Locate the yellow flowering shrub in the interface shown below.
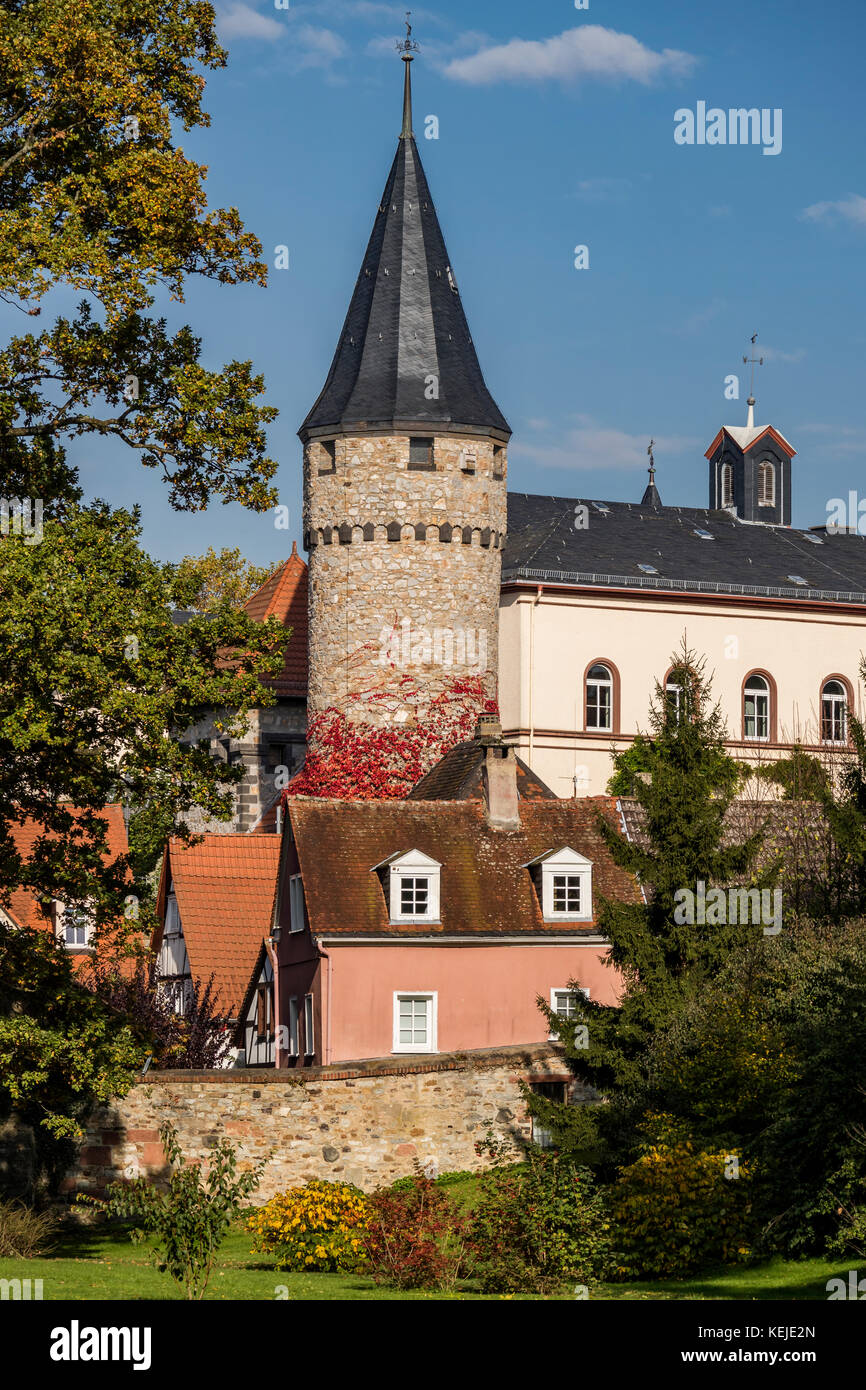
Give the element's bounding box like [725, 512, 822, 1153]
[607, 1116, 754, 1278]
[247, 1180, 370, 1272]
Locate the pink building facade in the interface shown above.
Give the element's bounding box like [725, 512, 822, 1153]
[273, 732, 640, 1068]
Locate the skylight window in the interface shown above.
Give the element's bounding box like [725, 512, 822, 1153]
[787, 574, 809, 587]
[800, 533, 824, 545]
[693, 528, 714, 540]
[592, 502, 611, 515]
[638, 563, 659, 575]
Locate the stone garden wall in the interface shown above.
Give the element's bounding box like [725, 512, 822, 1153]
[63, 1043, 580, 1201]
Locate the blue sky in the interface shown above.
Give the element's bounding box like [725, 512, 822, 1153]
[41, 1, 866, 561]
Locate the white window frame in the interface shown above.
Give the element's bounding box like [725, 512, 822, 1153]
[549, 986, 590, 1040]
[384, 851, 441, 924]
[303, 994, 314, 1056]
[821, 681, 848, 745]
[56, 901, 94, 952]
[538, 849, 593, 923]
[721, 461, 734, 508]
[289, 874, 305, 934]
[758, 460, 775, 507]
[288, 996, 299, 1057]
[744, 675, 770, 742]
[392, 991, 438, 1054]
[585, 664, 613, 732]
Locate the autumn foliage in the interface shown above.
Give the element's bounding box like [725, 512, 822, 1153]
[288, 674, 497, 800]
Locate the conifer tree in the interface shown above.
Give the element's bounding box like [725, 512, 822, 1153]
[530, 643, 767, 1152]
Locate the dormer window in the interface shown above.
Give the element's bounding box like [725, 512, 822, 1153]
[57, 902, 93, 951]
[522, 848, 593, 923]
[373, 850, 441, 923]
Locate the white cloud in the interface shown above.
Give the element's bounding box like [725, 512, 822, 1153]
[512, 417, 699, 472]
[800, 194, 866, 227]
[293, 23, 348, 65]
[759, 345, 806, 364]
[218, 3, 285, 41]
[443, 26, 697, 87]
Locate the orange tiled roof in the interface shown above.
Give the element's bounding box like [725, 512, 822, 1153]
[286, 796, 641, 938]
[155, 834, 281, 1020]
[4, 806, 133, 976]
[243, 543, 308, 697]
[5, 805, 128, 934]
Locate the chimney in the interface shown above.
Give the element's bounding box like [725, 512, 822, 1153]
[477, 716, 520, 829]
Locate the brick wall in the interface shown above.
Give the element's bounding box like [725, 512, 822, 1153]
[64, 1043, 582, 1201]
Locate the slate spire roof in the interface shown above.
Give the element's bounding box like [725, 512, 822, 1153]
[299, 54, 510, 443]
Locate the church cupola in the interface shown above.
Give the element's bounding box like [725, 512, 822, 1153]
[300, 28, 509, 728]
[705, 401, 796, 525]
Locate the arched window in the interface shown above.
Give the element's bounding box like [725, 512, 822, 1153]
[758, 461, 775, 507]
[743, 673, 771, 741]
[585, 663, 613, 732]
[721, 462, 734, 508]
[821, 678, 849, 744]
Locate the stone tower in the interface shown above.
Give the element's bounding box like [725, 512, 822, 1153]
[300, 45, 510, 729]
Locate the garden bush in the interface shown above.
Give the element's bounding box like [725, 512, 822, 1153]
[81, 1122, 265, 1300]
[0, 1198, 57, 1257]
[468, 1137, 611, 1294]
[607, 1117, 754, 1277]
[248, 1179, 369, 1273]
[364, 1169, 468, 1291]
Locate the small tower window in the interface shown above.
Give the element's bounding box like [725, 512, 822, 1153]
[758, 461, 775, 507]
[493, 446, 505, 479]
[721, 462, 734, 508]
[317, 440, 336, 475]
[409, 437, 435, 470]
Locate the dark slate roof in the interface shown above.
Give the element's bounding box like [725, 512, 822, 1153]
[408, 738, 557, 802]
[504, 494, 866, 604]
[299, 66, 509, 443]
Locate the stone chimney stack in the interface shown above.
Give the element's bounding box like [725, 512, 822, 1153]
[478, 716, 520, 829]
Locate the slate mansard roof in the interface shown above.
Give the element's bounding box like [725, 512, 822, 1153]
[504, 493, 866, 605]
[299, 69, 509, 443]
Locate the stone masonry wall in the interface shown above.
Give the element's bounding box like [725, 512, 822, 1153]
[303, 433, 507, 723]
[65, 1044, 581, 1202]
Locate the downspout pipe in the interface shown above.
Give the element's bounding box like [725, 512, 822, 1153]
[528, 585, 543, 767]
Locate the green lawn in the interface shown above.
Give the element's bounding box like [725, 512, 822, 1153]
[0, 1226, 848, 1301]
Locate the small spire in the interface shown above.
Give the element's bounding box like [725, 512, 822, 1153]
[396, 12, 419, 138]
[641, 438, 662, 507]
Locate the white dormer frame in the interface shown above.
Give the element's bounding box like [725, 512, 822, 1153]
[523, 847, 594, 923]
[55, 899, 95, 952]
[372, 850, 442, 924]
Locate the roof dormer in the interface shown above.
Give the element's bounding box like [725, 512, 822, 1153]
[372, 849, 442, 924]
[523, 847, 594, 923]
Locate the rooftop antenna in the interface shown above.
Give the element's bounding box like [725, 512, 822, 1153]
[743, 332, 763, 429]
[396, 12, 419, 139]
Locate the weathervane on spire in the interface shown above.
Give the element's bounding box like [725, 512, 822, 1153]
[396, 12, 419, 138]
[647, 438, 656, 483]
[743, 332, 763, 428]
[396, 12, 419, 59]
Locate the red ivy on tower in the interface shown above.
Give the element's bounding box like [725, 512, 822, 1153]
[287, 672, 497, 801]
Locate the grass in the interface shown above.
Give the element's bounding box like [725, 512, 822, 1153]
[0, 1224, 849, 1301]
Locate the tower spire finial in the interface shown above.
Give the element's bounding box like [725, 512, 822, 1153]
[743, 331, 763, 429]
[396, 12, 419, 138]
